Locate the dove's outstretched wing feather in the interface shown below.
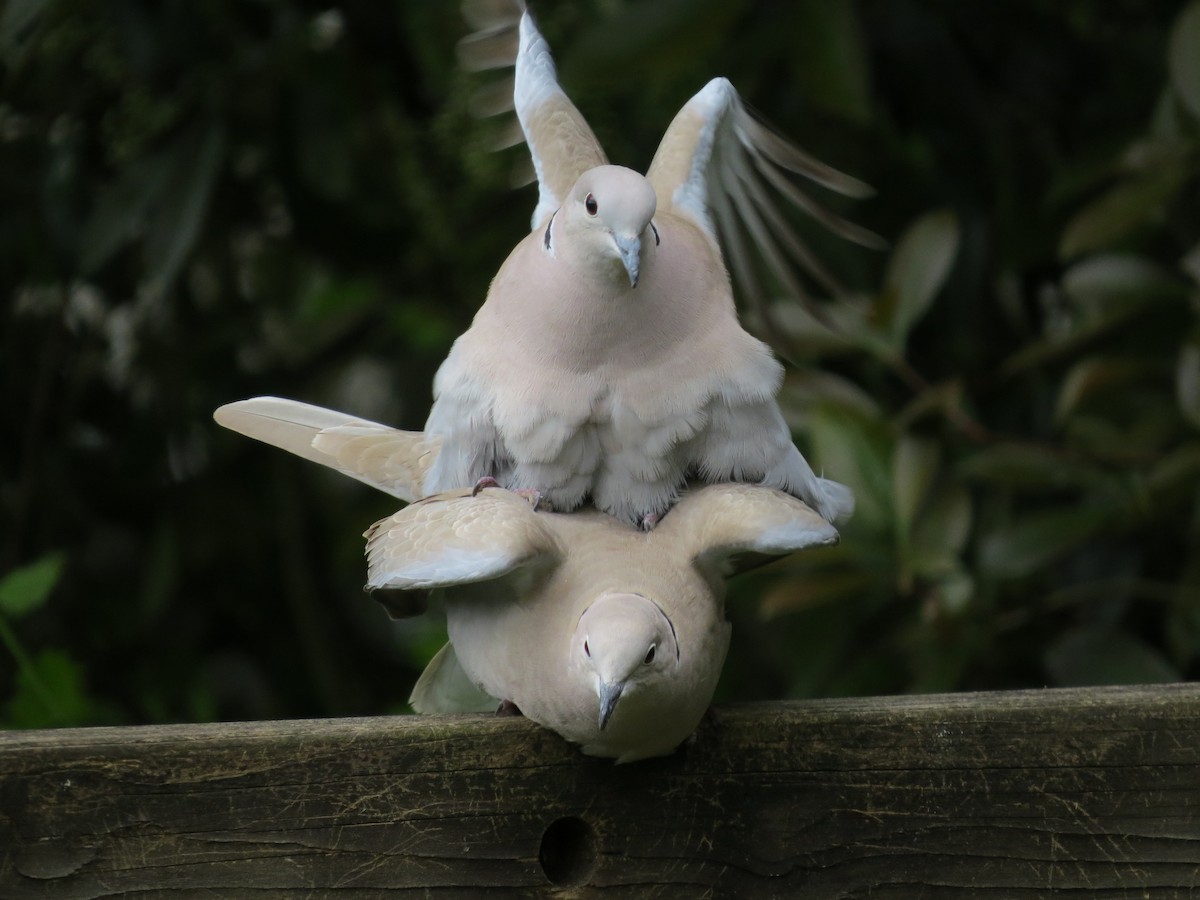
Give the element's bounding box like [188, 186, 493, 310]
[658, 482, 840, 577]
[214, 397, 439, 502]
[363, 488, 562, 591]
[647, 77, 884, 321]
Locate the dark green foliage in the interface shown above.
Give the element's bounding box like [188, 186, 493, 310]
[2, 0, 1197, 727]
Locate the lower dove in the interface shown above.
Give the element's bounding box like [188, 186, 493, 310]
[423, 9, 873, 529]
[214, 397, 839, 762]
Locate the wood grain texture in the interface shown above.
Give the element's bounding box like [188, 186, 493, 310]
[2, 684, 1198, 897]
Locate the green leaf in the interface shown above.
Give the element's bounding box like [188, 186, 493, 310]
[910, 481, 973, 574]
[960, 444, 1106, 492]
[142, 125, 227, 296]
[788, 0, 873, 125]
[880, 209, 960, 347]
[0, 552, 65, 619]
[1045, 627, 1180, 687]
[1168, 0, 1200, 121]
[1178, 338, 1200, 429]
[1060, 254, 1185, 312]
[4, 648, 93, 728]
[0, 0, 48, 65]
[1056, 357, 1152, 422]
[978, 505, 1113, 579]
[807, 405, 893, 535]
[1059, 168, 1188, 258]
[892, 435, 939, 540]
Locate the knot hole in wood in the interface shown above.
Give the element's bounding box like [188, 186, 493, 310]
[538, 815, 597, 886]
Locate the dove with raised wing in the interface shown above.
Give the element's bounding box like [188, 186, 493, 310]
[213, 396, 840, 762]
[424, 8, 872, 529]
[366, 482, 838, 763]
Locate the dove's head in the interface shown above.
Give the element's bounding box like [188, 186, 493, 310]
[571, 592, 679, 731]
[567, 165, 658, 288]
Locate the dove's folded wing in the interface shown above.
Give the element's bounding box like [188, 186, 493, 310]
[363, 488, 563, 591]
[647, 78, 884, 319]
[214, 397, 438, 502]
[658, 482, 840, 578]
[409, 642, 498, 714]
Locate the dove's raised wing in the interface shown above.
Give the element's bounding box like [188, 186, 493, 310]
[647, 78, 884, 322]
[461, 6, 607, 230]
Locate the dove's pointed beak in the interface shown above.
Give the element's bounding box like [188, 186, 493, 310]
[613, 234, 641, 288]
[597, 680, 625, 730]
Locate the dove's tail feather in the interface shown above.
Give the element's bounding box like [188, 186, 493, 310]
[813, 476, 855, 524]
[410, 642, 499, 714]
[760, 443, 855, 525]
[214, 396, 439, 502]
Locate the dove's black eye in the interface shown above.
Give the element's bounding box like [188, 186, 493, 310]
[584, 640, 591, 658]
[584, 193, 598, 216]
[644, 644, 656, 665]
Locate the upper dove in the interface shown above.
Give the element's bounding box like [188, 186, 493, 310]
[423, 8, 875, 529]
[213, 396, 840, 762]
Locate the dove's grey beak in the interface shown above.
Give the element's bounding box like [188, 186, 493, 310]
[613, 234, 641, 288]
[597, 680, 625, 730]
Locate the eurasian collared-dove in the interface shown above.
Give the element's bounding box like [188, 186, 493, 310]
[213, 396, 840, 762]
[423, 8, 871, 530]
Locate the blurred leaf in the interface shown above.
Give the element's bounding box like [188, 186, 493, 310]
[80, 122, 226, 292]
[1178, 337, 1200, 428]
[1168, 1, 1200, 121]
[807, 405, 892, 534]
[1056, 357, 1152, 422]
[930, 566, 974, 617]
[0, 0, 47, 65]
[298, 275, 379, 323]
[1146, 443, 1200, 503]
[910, 481, 973, 574]
[142, 125, 226, 296]
[1182, 241, 1200, 285]
[1059, 167, 1188, 258]
[789, 0, 873, 125]
[1045, 627, 1180, 687]
[0, 552, 65, 619]
[1061, 254, 1186, 311]
[769, 293, 876, 357]
[80, 153, 174, 275]
[961, 444, 1105, 492]
[879, 209, 960, 347]
[892, 381, 974, 434]
[759, 569, 878, 618]
[979, 505, 1112, 579]
[5, 648, 93, 728]
[778, 369, 882, 426]
[892, 435, 939, 540]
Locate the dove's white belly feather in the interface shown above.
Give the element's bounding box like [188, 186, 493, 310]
[422, 214, 809, 526]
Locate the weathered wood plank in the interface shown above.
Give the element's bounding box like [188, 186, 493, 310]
[1, 684, 1198, 897]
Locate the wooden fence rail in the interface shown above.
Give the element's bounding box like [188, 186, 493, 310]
[2, 683, 1198, 897]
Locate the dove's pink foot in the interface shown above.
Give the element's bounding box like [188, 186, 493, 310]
[496, 699, 523, 718]
[471, 477, 544, 511]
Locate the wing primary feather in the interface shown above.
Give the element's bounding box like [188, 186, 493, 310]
[736, 104, 873, 199]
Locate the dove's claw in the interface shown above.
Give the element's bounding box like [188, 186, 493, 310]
[470, 478, 545, 511]
[496, 699, 523, 718]
[638, 511, 661, 531]
[471, 476, 501, 497]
